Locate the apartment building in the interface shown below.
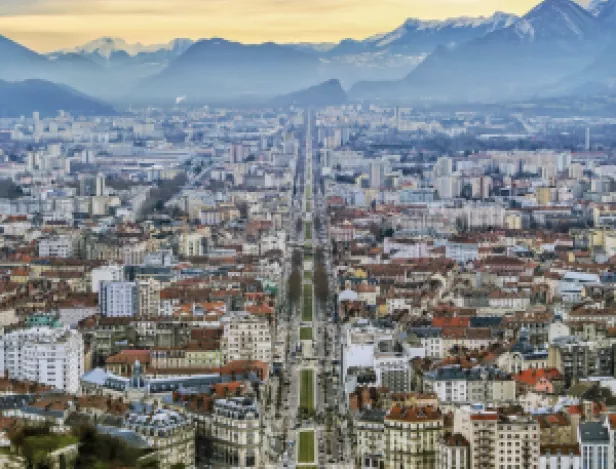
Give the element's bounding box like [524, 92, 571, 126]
[374, 339, 421, 393]
[547, 337, 616, 387]
[436, 433, 470, 469]
[38, 235, 76, 258]
[220, 311, 272, 364]
[383, 405, 443, 469]
[150, 346, 223, 370]
[453, 406, 540, 469]
[138, 277, 161, 317]
[211, 397, 262, 468]
[578, 421, 609, 469]
[423, 365, 516, 404]
[90, 264, 123, 294]
[99, 281, 138, 317]
[355, 409, 386, 469]
[539, 444, 581, 469]
[122, 408, 195, 469]
[0, 327, 84, 394]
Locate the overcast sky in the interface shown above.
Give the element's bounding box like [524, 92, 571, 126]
[0, 0, 587, 52]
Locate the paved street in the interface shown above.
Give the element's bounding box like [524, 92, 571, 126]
[264, 109, 352, 468]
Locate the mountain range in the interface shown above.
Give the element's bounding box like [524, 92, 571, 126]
[352, 0, 616, 102]
[1, 0, 616, 113]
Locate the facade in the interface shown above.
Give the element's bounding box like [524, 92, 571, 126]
[38, 235, 76, 258]
[373, 340, 418, 393]
[90, 264, 123, 294]
[453, 406, 540, 469]
[220, 311, 272, 364]
[547, 337, 615, 387]
[578, 422, 609, 469]
[437, 433, 470, 469]
[123, 408, 195, 469]
[539, 444, 581, 469]
[383, 405, 443, 469]
[138, 277, 161, 317]
[423, 365, 516, 404]
[0, 327, 84, 394]
[211, 397, 262, 468]
[99, 281, 138, 317]
[355, 409, 386, 469]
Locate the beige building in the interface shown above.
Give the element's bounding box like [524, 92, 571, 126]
[178, 230, 210, 258]
[453, 406, 540, 469]
[220, 311, 272, 364]
[124, 408, 195, 469]
[355, 409, 386, 469]
[497, 351, 548, 374]
[150, 346, 223, 370]
[138, 277, 161, 317]
[210, 397, 262, 467]
[384, 405, 443, 469]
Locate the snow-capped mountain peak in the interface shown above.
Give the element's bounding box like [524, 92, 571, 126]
[366, 11, 519, 48]
[64, 37, 194, 59]
[515, 0, 603, 41]
[587, 0, 612, 16]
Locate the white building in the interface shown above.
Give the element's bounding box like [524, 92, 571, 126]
[38, 235, 75, 258]
[0, 327, 84, 394]
[91, 264, 124, 294]
[446, 241, 479, 264]
[99, 281, 138, 317]
[578, 422, 610, 469]
[539, 446, 581, 469]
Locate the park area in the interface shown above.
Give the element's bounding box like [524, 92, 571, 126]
[297, 430, 315, 464]
[299, 369, 314, 411]
[300, 327, 312, 341]
[305, 221, 312, 241]
[302, 284, 313, 322]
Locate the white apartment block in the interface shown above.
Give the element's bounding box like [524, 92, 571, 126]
[91, 264, 124, 293]
[539, 446, 581, 469]
[220, 311, 272, 364]
[437, 434, 470, 469]
[0, 327, 84, 394]
[38, 235, 75, 258]
[99, 281, 138, 317]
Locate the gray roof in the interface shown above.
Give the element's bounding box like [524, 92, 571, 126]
[579, 422, 609, 444]
[96, 425, 149, 449]
[81, 368, 109, 386]
[357, 409, 386, 423]
[425, 365, 511, 382]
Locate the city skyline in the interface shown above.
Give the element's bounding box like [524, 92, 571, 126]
[0, 0, 580, 52]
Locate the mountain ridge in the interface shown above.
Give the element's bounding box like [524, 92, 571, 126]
[0, 79, 115, 117]
[351, 0, 614, 102]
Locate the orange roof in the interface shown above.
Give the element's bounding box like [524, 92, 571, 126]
[385, 404, 441, 422]
[514, 368, 562, 386]
[433, 316, 471, 328]
[106, 349, 151, 365]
